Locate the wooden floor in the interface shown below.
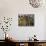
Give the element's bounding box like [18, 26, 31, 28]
[0, 42, 16, 46]
[0, 41, 16, 46]
[0, 40, 46, 46]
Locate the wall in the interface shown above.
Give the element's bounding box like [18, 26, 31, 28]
[0, 0, 46, 40]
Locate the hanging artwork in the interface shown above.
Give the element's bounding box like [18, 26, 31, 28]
[29, 0, 43, 8]
[18, 14, 34, 26]
[1, 17, 12, 33]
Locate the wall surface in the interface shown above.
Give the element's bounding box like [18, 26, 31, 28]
[0, 0, 46, 40]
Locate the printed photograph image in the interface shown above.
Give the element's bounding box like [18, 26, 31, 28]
[18, 14, 34, 26]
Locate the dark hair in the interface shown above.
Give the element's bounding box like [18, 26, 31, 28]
[34, 35, 36, 37]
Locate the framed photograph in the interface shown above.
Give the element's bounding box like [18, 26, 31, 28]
[18, 14, 34, 26]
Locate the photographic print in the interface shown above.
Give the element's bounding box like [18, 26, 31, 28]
[18, 14, 34, 26]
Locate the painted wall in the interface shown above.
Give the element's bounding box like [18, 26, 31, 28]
[0, 0, 46, 40]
